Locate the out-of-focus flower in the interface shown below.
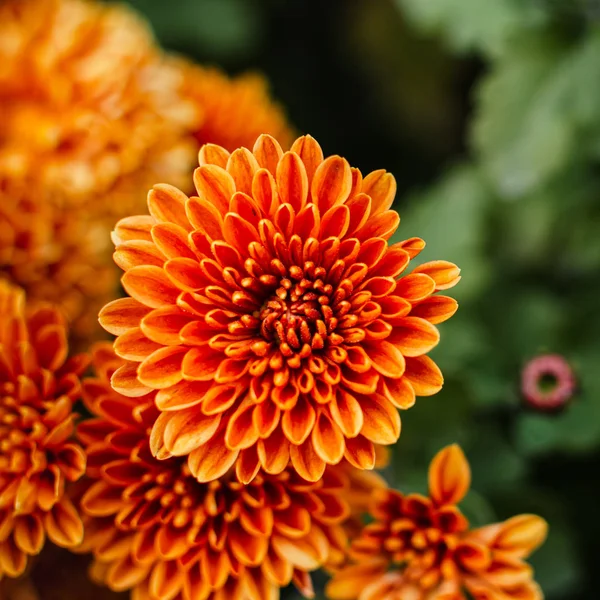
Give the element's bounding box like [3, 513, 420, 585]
[0, 187, 116, 341]
[77, 344, 349, 600]
[521, 354, 576, 412]
[0, 0, 199, 221]
[100, 133, 460, 483]
[0, 281, 88, 580]
[180, 63, 294, 152]
[327, 444, 548, 600]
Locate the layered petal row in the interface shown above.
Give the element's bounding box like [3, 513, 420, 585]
[0, 281, 88, 579]
[100, 133, 460, 482]
[77, 345, 350, 600]
[326, 445, 548, 600]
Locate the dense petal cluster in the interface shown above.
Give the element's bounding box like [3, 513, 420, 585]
[100, 134, 460, 483]
[180, 62, 294, 152]
[77, 344, 349, 600]
[0, 0, 198, 220]
[327, 445, 548, 600]
[0, 186, 116, 340]
[0, 281, 88, 579]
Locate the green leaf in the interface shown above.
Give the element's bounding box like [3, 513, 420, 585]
[472, 30, 600, 198]
[395, 0, 546, 57]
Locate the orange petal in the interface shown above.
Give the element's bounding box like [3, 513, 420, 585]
[379, 376, 416, 409]
[494, 515, 548, 558]
[355, 210, 399, 242]
[404, 356, 443, 396]
[185, 196, 224, 240]
[387, 317, 440, 357]
[111, 361, 151, 397]
[276, 151, 309, 212]
[345, 193, 371, 235]
[311, 411, 345, 464]
[163, 408, 221, 456]
[122, 265, 180, 309]
[428, 444, 471, 506]
[362, 170, 397, 215]
[151, 222, 197, 261]
[224, 212, 260, 252]
[311, 155, 352, 213]
[281, 395, 316, 445]
[181, 348, 222, 381]
[413, 260, 461, 291]
[114, 240, 165, 270]
[364, 341, 405, 378]
[13, 515, 44, 555]
[253, 134, 284, 176]
[257, 428, 290, 475]
[199, 143, 230, 168]
[326, 560, 389, 600]
[236, 446, 262, 484]
[410, 295, 459, 325]
[290, 439, 326, 482]
[193, 164, 235, 215]
[225, 400, 260, 450]
[188, 431, 239, 483]
[320, 204, 350, 239]
[112, 215, 155, 244]
[148, 184, 191, 231]
[140, 306, 193, 345]
[252, 168, 280, 215]
[114, 328, 161, 361]
[227, 147, 260, 196]
[99, 298, 152, 336]
[358, 394, 400, 445]
[291, 134, 323, 186]
[329, 389, 364, 438]
[343, 435, 376, 470]
[395, 273, 436, 302]
[44, 498, 83, 547]
[138, 346, 187, 389]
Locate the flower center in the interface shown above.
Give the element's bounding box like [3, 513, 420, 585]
[258, 264, 344, 356]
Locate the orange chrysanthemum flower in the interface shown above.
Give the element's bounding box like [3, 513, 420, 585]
[180, 63, 294, 152]
[0, 187, 116, 341]
[0, 0, 198, 220]
[0, 281, 88, 579]
[77, 344, 349, 600]
[99, 134, 460, 483]
[326, 445, 548, 600]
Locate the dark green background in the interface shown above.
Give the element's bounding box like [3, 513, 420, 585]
[121, 1, 600, 598]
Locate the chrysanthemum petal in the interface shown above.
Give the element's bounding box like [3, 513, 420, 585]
[281, 396, 316, 445]
[311, 412, 345, 464]
[413, 260, 461, 291]
[291, 135, 323, 186]
[122, 265, 180, 308]
[276, 151, 308, 212]
[254, 134, 284, 176]
[311, 155, 352, 212]
[404, 356, 443, 396]
[359, 394, 401, 445]
[410, 295, 459, 324]
[290, 440, 326, 483]
[193, 164, 236, 215]
[428, 444, 471, 507]
[138, 347, 187, 389]
[99, 298, 152, 336]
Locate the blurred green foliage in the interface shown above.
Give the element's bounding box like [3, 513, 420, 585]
[122, 1, 600, 598]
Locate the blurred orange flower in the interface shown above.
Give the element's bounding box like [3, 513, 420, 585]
[180, 63, 294, 152]
[77, 344, 349, 600]
[0, 0, 199, 221]
[0, 281, 88, 580]
[100, 133, 460, 483]
[326, 445, 548, 600]
[0, 187, 116, 341]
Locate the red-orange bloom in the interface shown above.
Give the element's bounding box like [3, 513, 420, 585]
[326, 445, 548, 600]
[77, 344, 350, 600]
[99, 134, 460, 483]
[180, 63, 294, 152]
[0, 281, 88, 579]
